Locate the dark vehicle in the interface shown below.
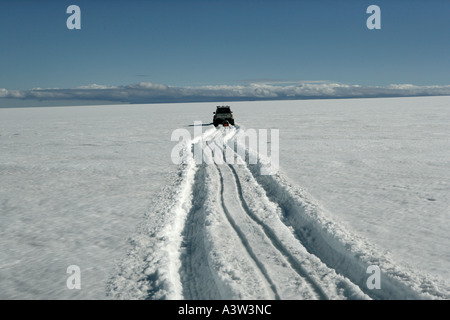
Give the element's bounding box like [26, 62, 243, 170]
[213, 105, 235, 127]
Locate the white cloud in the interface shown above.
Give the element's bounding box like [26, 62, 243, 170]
[76, 84, 117, 90]
[1, 82, 450, 105]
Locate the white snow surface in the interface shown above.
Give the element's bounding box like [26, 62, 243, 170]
[0, 96, 449, 299]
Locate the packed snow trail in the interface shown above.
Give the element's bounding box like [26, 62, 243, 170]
[216, 165, 282, 299]
[107, 125, 449, 300]
[179, 125, 366, 299]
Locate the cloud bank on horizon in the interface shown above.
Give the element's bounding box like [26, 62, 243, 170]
[1, 82, 450, 106]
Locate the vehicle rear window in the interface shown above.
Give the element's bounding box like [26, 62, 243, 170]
[216, 108, 231, 113]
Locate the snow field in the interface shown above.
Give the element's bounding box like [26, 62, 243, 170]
[1, 97, 448, 299]
[109, 122, 449, 299]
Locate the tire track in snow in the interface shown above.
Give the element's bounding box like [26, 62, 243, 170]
[179, 127, 223, 299]
[215, 165, 281, 300]
[184, 127, 363, 300]
[226, 164, 329, 300]
[110, 123, 447, 300]
[107, 125, 359, 300]
[225, 157, 368, 300]
[181, 126, 276, 299]
[180, 127, 232, 299]
[215, 137, 367, 300]
[181, 162, 222, 299]
[227, 130, 444, 299]
[209, 132, 320, 299]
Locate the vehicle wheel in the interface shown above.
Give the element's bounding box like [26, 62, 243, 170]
[230, 120, 235, 125]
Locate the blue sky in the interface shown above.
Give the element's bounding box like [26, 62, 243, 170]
[1, 0, 449, 106]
